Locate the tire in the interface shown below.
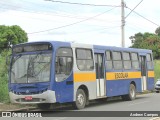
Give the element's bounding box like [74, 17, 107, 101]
[127, 84, 136, 100]
[156, 91, 160, 93]
[37, 103, 51, 110]
[122, 84, 136, 101]
[74, 89, 87, 109]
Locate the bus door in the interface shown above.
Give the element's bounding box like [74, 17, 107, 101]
[140, 55, 147, 91]
[95, 53, 105, 97]
[55, 47, 74, 103]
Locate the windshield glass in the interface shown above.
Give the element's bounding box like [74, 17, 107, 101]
[11, 53, 52, 83]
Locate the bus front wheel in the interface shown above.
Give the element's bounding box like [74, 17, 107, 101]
[74, 89, 86, 109]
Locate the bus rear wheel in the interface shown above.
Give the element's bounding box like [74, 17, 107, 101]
[122, 84, 136, 101]
[74, 89, 87, 109]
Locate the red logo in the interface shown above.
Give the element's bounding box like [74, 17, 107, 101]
[25, 96, 33, 101]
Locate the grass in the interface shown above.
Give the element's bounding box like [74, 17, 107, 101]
[0, 50, 10, 103]
[0, 76, 9, 103]
[154, 60, 160, 82]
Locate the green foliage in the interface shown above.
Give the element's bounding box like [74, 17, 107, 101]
[0, 25, 28, 52]
[0, 76, 9, 102]
[0, 25, 28, 103]
[130, 28, 160, 59]
[154, 60, 160, 82]
[0, 50, 11, 103]
[155, 27, 160, 36]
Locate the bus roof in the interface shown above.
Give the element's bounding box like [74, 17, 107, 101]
[13, 40, 152, 53]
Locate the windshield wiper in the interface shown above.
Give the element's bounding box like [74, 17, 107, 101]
[12, 54, 22, 65]
[26, 52, 43, 79]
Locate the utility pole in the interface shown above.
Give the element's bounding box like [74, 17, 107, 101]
[121, 0, 125, 47]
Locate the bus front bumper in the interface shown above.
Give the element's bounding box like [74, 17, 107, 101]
[9, 90, 56, 104]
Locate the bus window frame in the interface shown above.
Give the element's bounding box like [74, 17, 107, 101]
[146, 53, 154, 70]
[122, 51, 132, 70]
[75, 48, 94, 71]
[112, 51, 123, 70]
[131, 52, 140, 70]
[105, 50, 113, 70]
[55, 47, 74, 82]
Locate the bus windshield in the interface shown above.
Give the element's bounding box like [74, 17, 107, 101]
[11, 53, 52, 83]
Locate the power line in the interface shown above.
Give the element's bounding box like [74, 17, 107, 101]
[28, 8, 116, 34]
[45, 0, 121, 7]
[65, 26, 120, 34]
[126, 7, 160, 27]
[125, 0, 143, 19]
[0, 2, 121, 23]
[0, 6, 120, 23]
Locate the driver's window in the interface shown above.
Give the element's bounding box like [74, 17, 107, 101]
[55, 48, 73, 82]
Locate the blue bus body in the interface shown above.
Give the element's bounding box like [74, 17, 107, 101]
[8, 41, 154, 108]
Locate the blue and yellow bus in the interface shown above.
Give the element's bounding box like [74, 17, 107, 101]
[8, 41, 154, 109]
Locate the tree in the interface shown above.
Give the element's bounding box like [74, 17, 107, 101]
[155, 27, 160, 36]
[0, 25, 28, 52]
[130, 30, 160, 59]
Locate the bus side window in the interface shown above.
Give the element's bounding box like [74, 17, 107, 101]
[105, 51, 113, 70]
[76, 48, 94, 71]
[112, 51, 123, 70]
[147, 53, 153, 69]
[131, 53, 139, 69]
[56, 48, 73, 82]
[123, 52, 131, 70]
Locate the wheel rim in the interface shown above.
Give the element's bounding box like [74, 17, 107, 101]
[77, 93, 84, 106]
[130, 87, 135, 98]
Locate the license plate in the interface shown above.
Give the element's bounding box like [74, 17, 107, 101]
[25, 96, 33, 101]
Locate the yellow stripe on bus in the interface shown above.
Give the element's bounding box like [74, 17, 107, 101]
[106, 72, 141, 80]
[74, 72, 96, 82]
[148, 71, 155, 77]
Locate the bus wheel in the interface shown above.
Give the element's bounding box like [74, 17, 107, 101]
[37, 103, 51, 110]
[122, 84, 136, 101]
[128, 84, 136, 100]
[74, 89, 86, 109]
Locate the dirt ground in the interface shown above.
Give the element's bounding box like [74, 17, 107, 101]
[0, 103, 36, 111]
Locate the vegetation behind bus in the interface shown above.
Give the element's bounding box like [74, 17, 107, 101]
[0, 50, 11, 103]
[0, 25, 28, 103]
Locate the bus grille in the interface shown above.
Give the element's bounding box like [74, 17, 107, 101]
[15, 98, 46, 102]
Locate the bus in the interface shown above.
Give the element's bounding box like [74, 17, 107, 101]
[8, 41, 155, 109]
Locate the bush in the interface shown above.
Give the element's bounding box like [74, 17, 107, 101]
[0, 76, 9, 102]
[154, 60, 160, 82]
[0, 50, 11, 103]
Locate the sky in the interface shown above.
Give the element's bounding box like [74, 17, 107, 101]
[0, 0, 160, 47]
